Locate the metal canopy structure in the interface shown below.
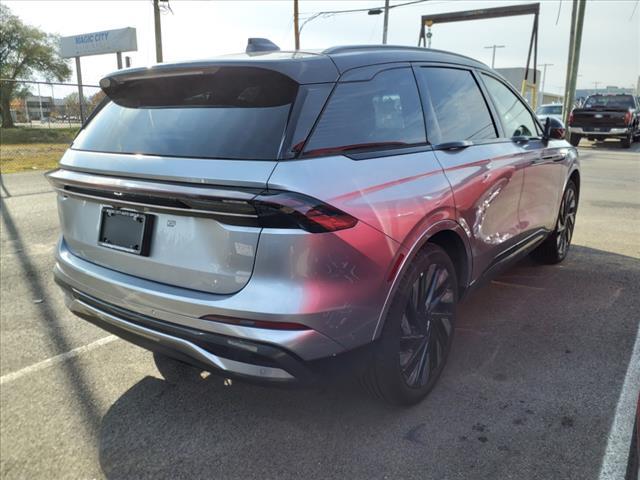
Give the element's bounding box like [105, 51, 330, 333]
[418, 3, 540, 106]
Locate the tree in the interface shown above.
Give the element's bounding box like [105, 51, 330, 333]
[0, 5, 71, 128]
[62, 92, 81, 118]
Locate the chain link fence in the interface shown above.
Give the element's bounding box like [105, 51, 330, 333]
[1, 79, 102, 174]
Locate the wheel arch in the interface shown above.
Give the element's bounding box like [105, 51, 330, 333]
[569, 168, 581, 200]
[372, 220, 472, 340]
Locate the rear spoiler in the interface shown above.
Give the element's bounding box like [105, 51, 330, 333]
[99, 54, 338, 94]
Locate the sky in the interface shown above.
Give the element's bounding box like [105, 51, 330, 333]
[4, 0, 640, 95]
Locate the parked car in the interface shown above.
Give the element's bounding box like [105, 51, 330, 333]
[568, 93, 640, 148]
[536, 103, 563, 124]
[47, 42, 579, 405]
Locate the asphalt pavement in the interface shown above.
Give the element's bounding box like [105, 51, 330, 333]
[1, 140, 639, 479]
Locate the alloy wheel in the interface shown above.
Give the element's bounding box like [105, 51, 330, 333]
[556, 186, 577, 258]
[399, 264, 455, 388]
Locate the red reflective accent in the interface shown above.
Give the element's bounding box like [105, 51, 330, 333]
[201, 315, 311, 331]
[305, 206, 358, 231]
[388, 253, 405, 282]
[568, 111, 574, 126]
[624, 111, 632, 125]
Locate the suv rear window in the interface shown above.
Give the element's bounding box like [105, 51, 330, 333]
[584, 95, 635, 109]
[72, 67, 298, 160]
[303, 68, 426, 157]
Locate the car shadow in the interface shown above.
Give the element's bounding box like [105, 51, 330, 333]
[97, 244, 640, 480]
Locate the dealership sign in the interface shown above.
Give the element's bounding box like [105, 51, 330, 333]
[60, 27, 137, 58]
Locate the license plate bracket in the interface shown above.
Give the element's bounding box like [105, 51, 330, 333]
[99, 208, 154, 256]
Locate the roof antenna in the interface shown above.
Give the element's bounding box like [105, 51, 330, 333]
[246, 38, 280, 54]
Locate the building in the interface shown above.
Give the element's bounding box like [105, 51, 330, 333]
[9, 95, 68, 122]
[495, 67, 553, 107]
[540, 92, 563, 105]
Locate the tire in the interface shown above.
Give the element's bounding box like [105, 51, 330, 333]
[569, 133, 581, 147]
[362, 244, 458, 406]
[531, 180, 578, 264]
[621, 134, 632, 149]
[153, 351, 202, 383]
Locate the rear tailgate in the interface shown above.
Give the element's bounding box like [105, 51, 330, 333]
[49, 155, 276, 295]
[571, 109, 629, 128]
[49, 65, 301, 295]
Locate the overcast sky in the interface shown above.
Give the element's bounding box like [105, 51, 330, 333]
[5, 0, 639, 94]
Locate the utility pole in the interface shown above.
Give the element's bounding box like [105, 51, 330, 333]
[592, 81, 600, 93]
[382, 0, 390, 44]
[539, 63, 553, 97]
[153, 0, 163, 63]
[294, 0, 300, 50]
[484, 44, 505, 68]
[563, 0, 586, 127]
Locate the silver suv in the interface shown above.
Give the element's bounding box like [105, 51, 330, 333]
[48, 44, 579, 405]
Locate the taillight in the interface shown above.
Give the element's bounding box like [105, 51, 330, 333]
[203, 191, 358, 233]
[568, 111, 574, 126]
[624, 111, 632, 125]
[253, 191, 357, 233]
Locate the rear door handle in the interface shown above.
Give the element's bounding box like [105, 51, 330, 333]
[541, 153, 567, 162]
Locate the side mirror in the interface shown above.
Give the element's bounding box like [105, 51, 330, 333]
[543, 116, 566, 142]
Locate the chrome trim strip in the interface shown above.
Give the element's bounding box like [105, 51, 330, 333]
[46, 168, 259, 200]
[68, 297, 295, 381]
[570, 127, 628, 135]
[52, 186, 259, 219]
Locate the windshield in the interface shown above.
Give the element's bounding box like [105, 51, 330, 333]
[72, 67, 298, 160]
[584, 95, 635, 109]
[536, 105, 562, 115]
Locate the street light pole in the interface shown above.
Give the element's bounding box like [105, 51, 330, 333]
[294, 0, 300, 50]
[484, 44, 505, 68]
[593, 81, 600, 93]
[382, 0, 390, 44]
[153, 0, 163, 63]
[563, 0, 586, 126]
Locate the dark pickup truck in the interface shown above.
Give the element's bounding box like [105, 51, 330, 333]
[568, 94, 639, 148]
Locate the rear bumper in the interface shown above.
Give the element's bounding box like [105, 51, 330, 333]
[570, 126, 630, 136]
[57, 280, 312, 382]
[54, 236, 394, 383]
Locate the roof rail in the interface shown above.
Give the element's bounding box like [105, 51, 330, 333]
[322, 44, 483, 65]
[323, 44, 428, 55]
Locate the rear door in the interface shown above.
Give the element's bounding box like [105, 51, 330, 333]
[480, 72, 567, 233]
[414, 65, 530, 278]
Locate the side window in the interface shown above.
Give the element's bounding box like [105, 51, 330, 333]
[481, 74, 540, 138]
[415, 67, 497, 145]
[303, 68, 426, 157]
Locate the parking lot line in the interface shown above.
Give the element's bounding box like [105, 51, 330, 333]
[0, 335, 117, 386]
[598, 322, 640, 480]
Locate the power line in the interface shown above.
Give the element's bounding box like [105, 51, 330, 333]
[555, 0, 562, 25]
[630, 0, 639, 20]
[299, 0, 429, 34]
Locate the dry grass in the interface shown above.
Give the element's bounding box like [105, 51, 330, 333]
[0, 143, 68, 174]
[0, 127, 78, 174]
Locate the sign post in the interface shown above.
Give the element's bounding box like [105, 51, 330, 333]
[74, 57, 85, 123]
[60, 27, 137, 123]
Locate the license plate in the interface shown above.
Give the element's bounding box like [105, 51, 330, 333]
[99, 208, 154, 256]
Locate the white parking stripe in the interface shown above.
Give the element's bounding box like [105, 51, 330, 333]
[599, 322, 640, 479]
[0, 335, 118, 386]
